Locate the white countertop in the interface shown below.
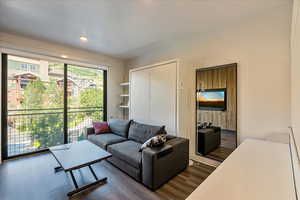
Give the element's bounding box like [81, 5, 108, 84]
[186, 139, 296, 200]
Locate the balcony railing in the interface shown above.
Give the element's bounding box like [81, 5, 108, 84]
[7, 107, 103, 157]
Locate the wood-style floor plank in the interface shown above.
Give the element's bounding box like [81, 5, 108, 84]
[207, 146, 235, 161]
[0, 153, 215, 200]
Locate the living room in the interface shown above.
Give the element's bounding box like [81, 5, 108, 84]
[0, 0, 300, 200]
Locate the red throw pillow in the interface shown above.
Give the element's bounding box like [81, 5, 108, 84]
[92, 121, 111, 134]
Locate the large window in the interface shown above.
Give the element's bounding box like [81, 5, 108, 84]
[1, 54, 107, 158]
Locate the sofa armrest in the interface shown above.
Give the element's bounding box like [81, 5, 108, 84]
[142, 137, 189, 190]
[142, 145, 173, 160]
[86, 126, 95, 135]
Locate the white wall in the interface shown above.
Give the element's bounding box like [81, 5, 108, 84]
[291, 0, 300, 195]
[125, 4, 292, 165]
[291, 0, 300, 156]
[0, 32, 125, 162]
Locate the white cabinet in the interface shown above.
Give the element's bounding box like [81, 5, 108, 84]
[129, 61, 178, 135]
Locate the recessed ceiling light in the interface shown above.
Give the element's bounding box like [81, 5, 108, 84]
[80, 36, 88, 41]
[61, 55, 68, 58]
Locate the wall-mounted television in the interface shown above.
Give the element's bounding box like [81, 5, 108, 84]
[197, 88, 227, 111]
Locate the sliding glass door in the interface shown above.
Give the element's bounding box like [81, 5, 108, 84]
[1, 54, 107, 159]
[67, 65, 105, 143]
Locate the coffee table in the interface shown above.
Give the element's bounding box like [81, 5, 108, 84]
[50, 140, 112, 196]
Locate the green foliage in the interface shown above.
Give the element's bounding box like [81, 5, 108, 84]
[26, 114, 64, 149]
[69, 88, 103, 128]
[16, 63, 105, 151]
[19, 80, 64, 148]
[18, 79, 104, 150]
[80, 88, 103, 107]
[45, 81, 64, 108]
[80, 88, 103, 122]
[21, 80, 45, 109]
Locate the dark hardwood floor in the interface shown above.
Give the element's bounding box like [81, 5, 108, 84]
[0, 153, 215, 200]
[206, 130, 236, 162]
[220, 130, 236, 149]
[206, 146, 235, 161]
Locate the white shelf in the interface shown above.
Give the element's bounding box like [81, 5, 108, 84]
[119, 105, 129, 108]
[120, 82, 130, 86]
[120, 82, 130, 111]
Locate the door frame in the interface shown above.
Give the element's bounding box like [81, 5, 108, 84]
[1, 53, 8, 160]
[195, 63, 238, 162]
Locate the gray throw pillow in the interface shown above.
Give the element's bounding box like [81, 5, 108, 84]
[139, 134, 167, 152]
[128, 121, 166, 144]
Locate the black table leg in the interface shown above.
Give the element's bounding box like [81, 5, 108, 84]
[69, 170, 79, 189]
[67, 165, 107, 197]
[88, 165, 98, 180]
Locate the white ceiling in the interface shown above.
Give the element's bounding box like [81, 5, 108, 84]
[0, 0, 290, 59]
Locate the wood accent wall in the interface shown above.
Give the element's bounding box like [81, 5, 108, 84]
[196, 63, 237, 131]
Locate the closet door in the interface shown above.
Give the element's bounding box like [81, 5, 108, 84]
[130, 61, 177, 135]
[149, 62, 177, 135]
[130, 69, 150, 123]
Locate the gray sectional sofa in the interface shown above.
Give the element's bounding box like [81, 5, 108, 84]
[87, 118, 189, 190]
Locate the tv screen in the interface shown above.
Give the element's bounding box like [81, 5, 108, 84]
[197, 89, 226, 111]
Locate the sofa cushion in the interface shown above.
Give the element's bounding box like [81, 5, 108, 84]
[109, 118, 131, 137]
[107, 140, 142, 169]
[107, 156, 141, 181]
[128, 121, 166, 144]
[88, 133, 127, 150]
